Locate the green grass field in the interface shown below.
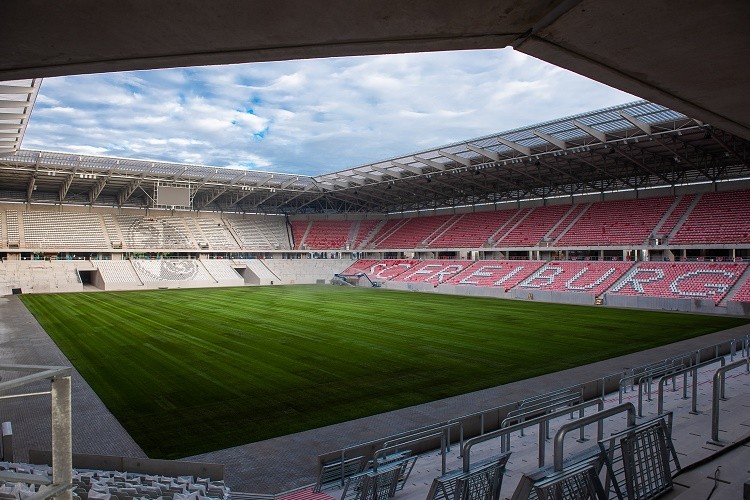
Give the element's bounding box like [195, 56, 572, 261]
[20, 286, 748, 459]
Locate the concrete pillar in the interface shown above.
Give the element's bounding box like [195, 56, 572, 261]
[51, 376, 72, 500]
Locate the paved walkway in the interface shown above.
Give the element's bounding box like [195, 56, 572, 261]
[0, 294, 748, 494]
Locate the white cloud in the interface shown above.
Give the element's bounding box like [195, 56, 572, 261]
[23, 48, 636, 175]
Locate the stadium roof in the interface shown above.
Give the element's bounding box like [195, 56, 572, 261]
[1, 1, 748, 143]
[0, 79, 41, 157]
[1, 100, 748, 214]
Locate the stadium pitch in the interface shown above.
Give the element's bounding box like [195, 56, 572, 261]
[20, 285, 749, 459]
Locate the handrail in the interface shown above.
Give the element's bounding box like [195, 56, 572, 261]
[656, 357, 726, 414]
[321, 336, 742, 487]
[462, 399, 603, 473]
[711, 358, 749, 443]
[372, 431, 444, 473]
[553, 403, 636, 471]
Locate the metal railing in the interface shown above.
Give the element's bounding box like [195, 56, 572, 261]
[318, 335, 747, 489]
[462, 399, 604, 472]
[656, 357, 726, 415]
[553, 403, 637, 471]
[710, 357, 750, 443]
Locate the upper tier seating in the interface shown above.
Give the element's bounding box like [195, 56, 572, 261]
[515, 261, 635, 296]
[608, 261, 748, 303]
[374, 215, 454, 249]
[117, 216, 194, 249]
[291, 220, 308, 249]
[300, 220, 355, 250]
[656, 194, 694, 236]
[23, 211, 109, 249]
[195, 219, 239, 250]
[428, 210, 522, 248]
[556, 197, 673, 246]
[391, 260, 473, 284]
[226, 217, 290, 250]
[544, 203, 588, 243]
[444, 261, 546, 289]
[496, 205, 571, 247]
[670, 190, 750, 244]
[351, 220, 381, 249]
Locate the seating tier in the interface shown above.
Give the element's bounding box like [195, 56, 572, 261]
[556, 197, 673, 246]
[515, 261, 635, 296]
[670, 190, 750, 244]
[608, 261, 748, 303]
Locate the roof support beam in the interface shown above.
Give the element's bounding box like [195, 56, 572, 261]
[413, 156, 449, 171]
[59, 169, 76, 202]
[89, 177, 107, 203]
[371, 165, 403, 179]
[437, 150, 472, 167]
[496, 137, 531, 156]
[391, 160, 423, 175]
[572, 120, 607, 142]
[533, 130, 568, 149]
[118, 179, 142, 206]
[619, 111, 652, 135]
[611, 146, 673, 184]
[355, 170, 384, 182]
[466, 144, 501, 162]
[26, 174, 35, 202]
[197, 187, 229, 209]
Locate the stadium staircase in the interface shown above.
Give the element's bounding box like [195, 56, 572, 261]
[665, 193, 702, 242]
[546, 203, 590, 245]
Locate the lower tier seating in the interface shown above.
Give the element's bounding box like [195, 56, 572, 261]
[514, 261, 635, 296]
[608, 261, 748, 303]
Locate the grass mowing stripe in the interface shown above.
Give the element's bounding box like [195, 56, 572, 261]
[19, 285, 748, 459]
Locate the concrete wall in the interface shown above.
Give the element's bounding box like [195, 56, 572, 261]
[29, 450, 223, 480]
[603, 294, 728, 315]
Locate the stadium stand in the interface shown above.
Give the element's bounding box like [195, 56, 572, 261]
[342, 259, 421, 280]
[93, 260, 144, 288]
[131, 259, 216, 285]
[22, 211, 109, 249]
[653, 193, 696, 238]
[608, 261, 748, 303]
[195, 219, 239, 250]
[444, 260, 546, 289]
[670, 190, 750, 244]
[392, 260, 473, 284]
[495, 205, 571, 247]
[117, 216, 194, 250]
[5, 211, 20, 247]
[225, 217, 290, 250]
[555, 197, 674, 246]
[373, 215, 455, 249]
[729, 276, 750, 303]
[544, 204, 589, 244]
[515, 261, 634, 296]
[0, 461, 229, 500]
[199, 259, 244, 286]
[299, 221, 355, 250]
[0, 260, 83, 293]
[427, 210, 521, 248]
[233, 259, 281, 285]
[351, 220, 382, 249]
[291, 220, 309, 250]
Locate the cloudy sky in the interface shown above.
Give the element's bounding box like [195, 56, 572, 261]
[23, 48, 636, 176]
